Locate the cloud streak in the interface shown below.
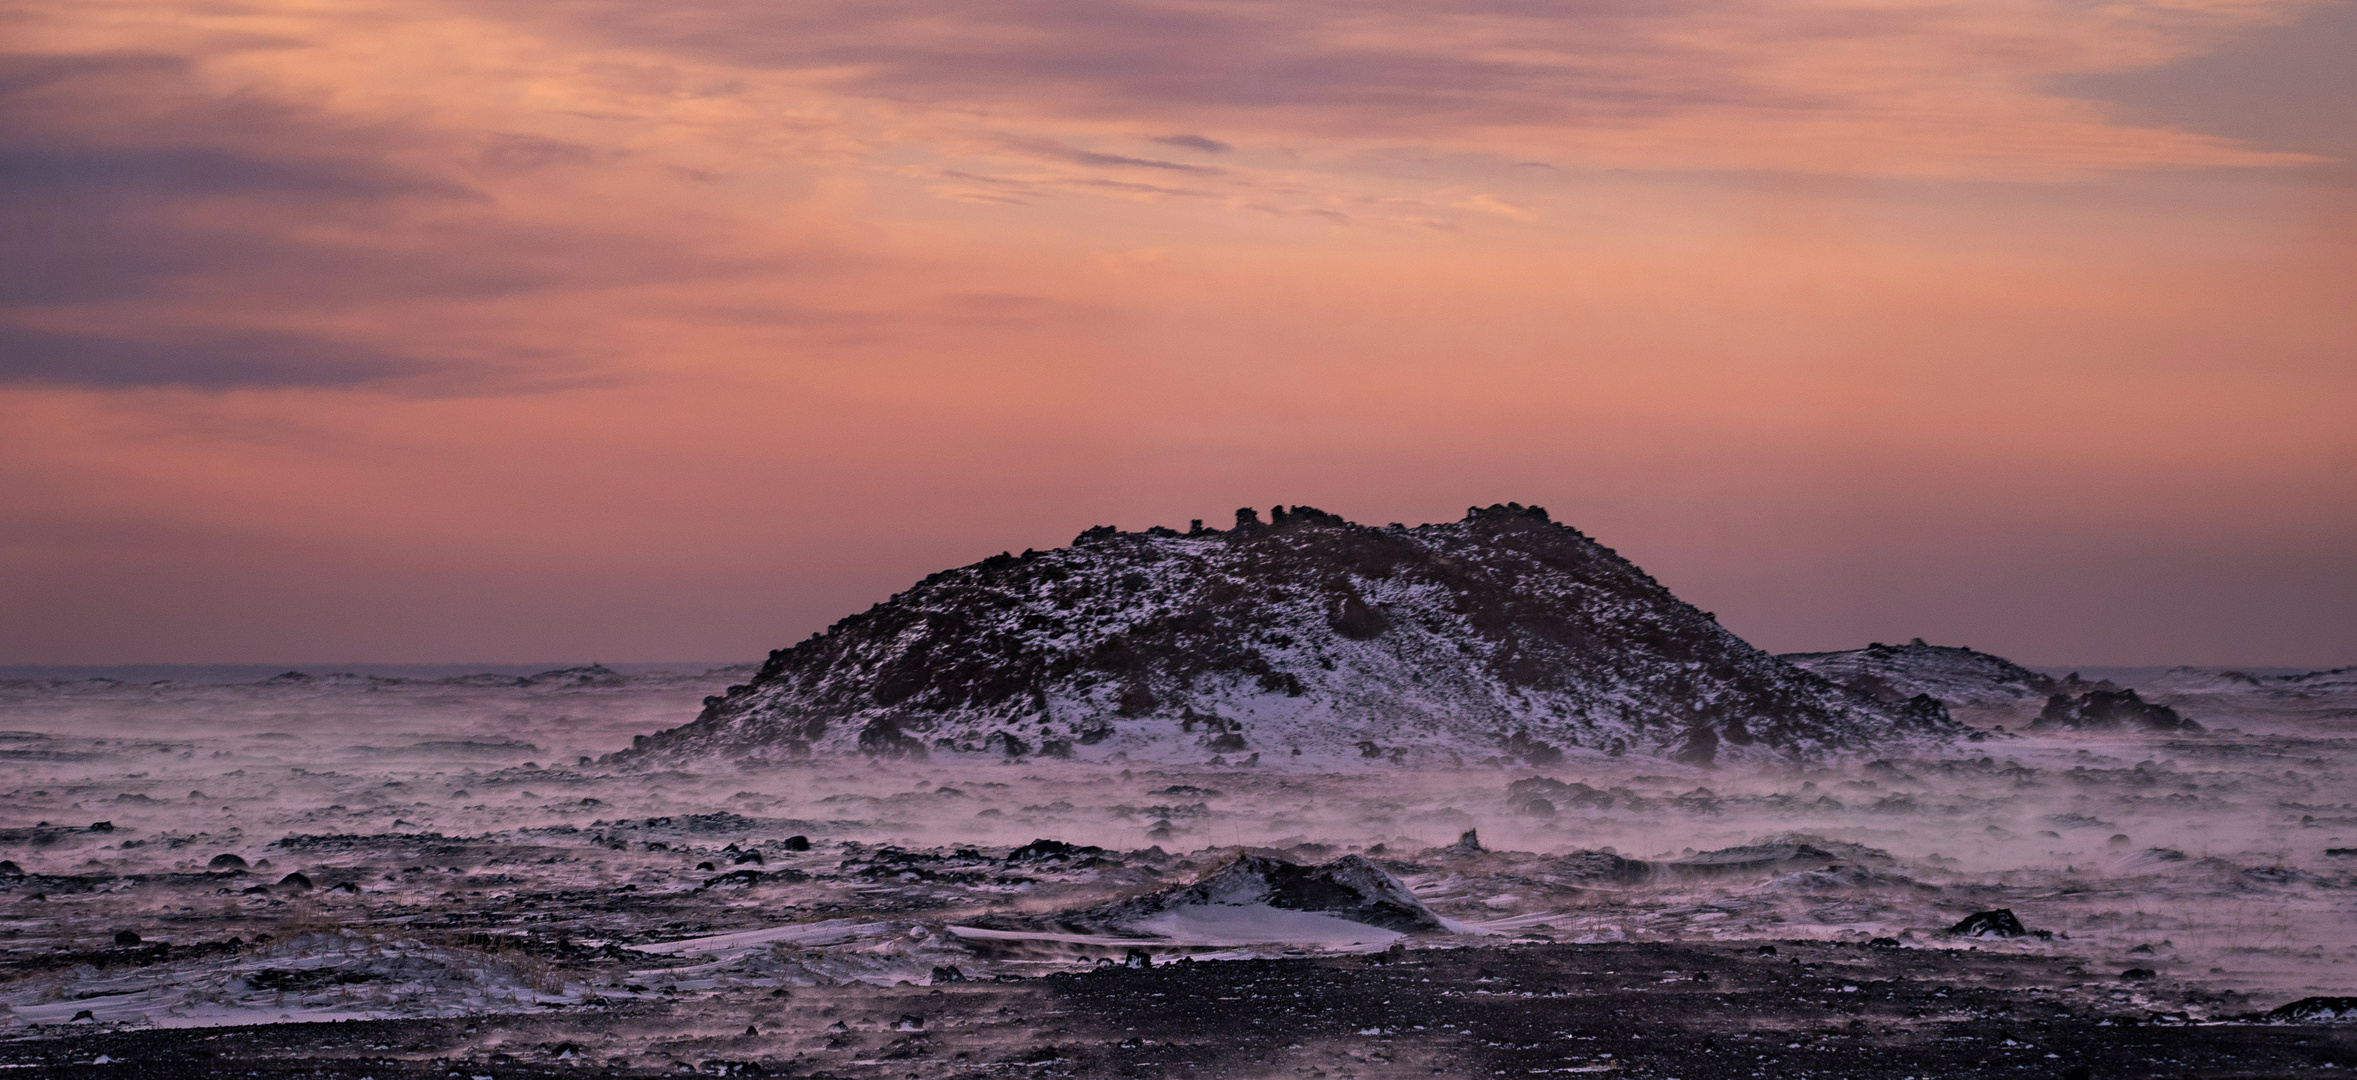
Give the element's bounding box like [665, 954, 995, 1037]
[0, 327, 443, 390]
[497, 0, 2327, 176]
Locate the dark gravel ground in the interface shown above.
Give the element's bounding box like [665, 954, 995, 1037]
[3, 940, 2348, 1078]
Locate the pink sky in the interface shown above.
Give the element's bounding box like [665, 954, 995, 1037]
[2, 0, 2352, 666]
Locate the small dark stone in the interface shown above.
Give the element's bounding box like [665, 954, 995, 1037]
[71, 1009, 94, 1022]
[1756, 945, 1778, 956]
[1868, 937, 1901, 949]
[2120, 968, 2157, 981]
[781, 835, 811, 852]
[932, 965, 966, 983]
[114, 929, 142, 946]
[208, 853, 248, 870]
[88, 821, 113, 833]
[0, 860, 21, 878]
[277, 872, 312, 891]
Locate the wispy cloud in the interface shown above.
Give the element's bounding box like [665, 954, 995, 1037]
[0, 326, 442, 390]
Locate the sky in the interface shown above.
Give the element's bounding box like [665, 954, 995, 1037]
[2, 0, 2352, 668]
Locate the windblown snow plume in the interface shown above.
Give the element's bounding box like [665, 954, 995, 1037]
[625, 504, 1951, 768]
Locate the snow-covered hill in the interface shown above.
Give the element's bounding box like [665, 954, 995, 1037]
[621, 504, 1955, 768]
[1780, 639, 2055, 723]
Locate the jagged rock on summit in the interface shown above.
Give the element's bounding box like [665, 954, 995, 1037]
[622, 503, 1955, 767]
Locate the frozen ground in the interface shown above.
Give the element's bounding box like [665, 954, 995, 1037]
[0, 662, 2351, 1076]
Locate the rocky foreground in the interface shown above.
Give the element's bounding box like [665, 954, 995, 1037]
[9, 941, 2350, 1078]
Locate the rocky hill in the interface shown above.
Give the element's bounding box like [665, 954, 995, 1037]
[1780, 639, 2055, 723]
[619, 504, 1954, 768]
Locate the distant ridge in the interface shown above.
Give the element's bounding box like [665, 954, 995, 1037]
[1780, 640, 2055, 719]
[620, 503, 1952, 767]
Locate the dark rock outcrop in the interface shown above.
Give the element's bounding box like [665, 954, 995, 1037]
[1948, 909, 2053, 939]
[621, 504, 1951, 766]
[1550, 834, 1894, 886]
[2263, 997, 2357, 1023]
[2030, 690, 2201, 733]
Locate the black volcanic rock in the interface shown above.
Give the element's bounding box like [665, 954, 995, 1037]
[622, 503, 1951, 766]
[1948, 909, 2051, 939]
[2030, 689, 2201, 733]
[1780, 639, 2054, 714]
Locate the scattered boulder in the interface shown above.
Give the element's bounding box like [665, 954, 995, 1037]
[0, 861, 21, 878]
[1663, 836, 1890, 878]
[781, 835, 812, 852]
[931, 965, 966, 983]
[1948, 909, 2050, 939]
[113, 930, 141, 946]
[208, 853, 248, 871]
[1552, 850, 1653, 885]
[1008, 839, 1106, 864]
[276, 872, 313, 891]
[2031, 689, 2201, 733]
[2120, 967, 2157, 981]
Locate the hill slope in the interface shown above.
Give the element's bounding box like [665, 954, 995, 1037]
[622, 504, 1952, 767]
